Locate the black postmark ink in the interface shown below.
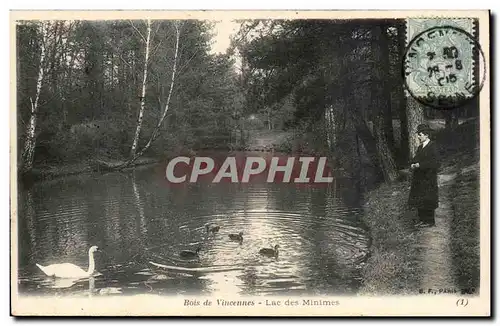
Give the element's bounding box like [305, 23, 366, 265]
[403, 25, 486, 110]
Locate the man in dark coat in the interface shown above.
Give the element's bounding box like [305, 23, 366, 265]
[408, 123, 440, 227]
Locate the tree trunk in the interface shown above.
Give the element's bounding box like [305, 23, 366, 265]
[398, 97, 409, 162]
[445, 110, 459, 129]
[390, 23, 409, 165]
[130, 19, 152, 158]
[378, 25, 395, 155]
[404, 21, 426, 160]
[64, 39, 78, 125]
[49, 21, 59, 94]
[267, 107, 271, 130]
[348, 109, 383, 182]
[21, 22, 47, 173]
[372, 24, 398, 182]
[110, 52, 114, 89]
[398, 95, 409, 163]
[406, 96, 425, 158]
[355, 133, 364, 190]
[373, 113, 399, 182]
[384, 105, 395, 154]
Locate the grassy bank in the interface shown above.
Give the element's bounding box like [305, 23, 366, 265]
[358, 180, 423, 295]
[449, 164, 480, 291]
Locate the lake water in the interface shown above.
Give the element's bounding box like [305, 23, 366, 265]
[16, 154, 371, 298]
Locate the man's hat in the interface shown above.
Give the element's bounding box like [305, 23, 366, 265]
[416, 123, 433, 134]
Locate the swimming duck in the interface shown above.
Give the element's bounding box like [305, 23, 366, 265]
[179, 247, 201, 259]
[36, 245, 99, 279]
[259, 245, 279, 257]
[205, 223, 220, 234]
[228, 232, 243, 242]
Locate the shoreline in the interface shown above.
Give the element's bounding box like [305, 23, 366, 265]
[357, 180, 423, 295]
[18, 156, 163, 186]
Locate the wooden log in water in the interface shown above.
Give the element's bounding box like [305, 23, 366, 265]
[149, 261, 243, 273]
[90, 157, 159, 172]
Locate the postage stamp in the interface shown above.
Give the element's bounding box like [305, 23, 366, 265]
[404, 18, 486, 109]
[9, 10, 490, 317]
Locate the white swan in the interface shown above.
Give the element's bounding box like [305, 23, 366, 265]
[36, 246, 99, 279]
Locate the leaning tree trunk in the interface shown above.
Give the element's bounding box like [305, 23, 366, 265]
[130, 19, 152, 158]
[348, 109, 384, 182]
[21, 22, 47, 174]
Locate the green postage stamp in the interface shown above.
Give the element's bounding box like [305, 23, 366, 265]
[404, 18, 486, 109]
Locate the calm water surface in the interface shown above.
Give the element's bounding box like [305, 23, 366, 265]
[17, 155, 370, 298]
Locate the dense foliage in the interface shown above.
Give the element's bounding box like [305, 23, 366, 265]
[231, 19, 478, 185]
[17, 20, 245, 166]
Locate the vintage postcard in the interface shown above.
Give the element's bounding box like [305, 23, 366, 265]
[10, 10, 491, 317]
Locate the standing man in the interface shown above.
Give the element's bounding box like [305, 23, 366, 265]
[408, 123, 440, 227]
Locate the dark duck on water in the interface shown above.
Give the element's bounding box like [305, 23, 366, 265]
[259, 245, 279, 257]
[205, 223, 220, 234]
[228, 232, 243, 242]
[179, 247, 201, 259]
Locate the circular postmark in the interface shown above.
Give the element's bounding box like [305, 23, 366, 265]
[403, 25, 486, 109]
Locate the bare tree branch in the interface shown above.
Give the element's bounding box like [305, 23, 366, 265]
[117, 53, 133, 68]
[129, 20, 147, 43]
[149, 20, 162, 46]
[130, 19, 152, 157]
[177, 47, 200, 75]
